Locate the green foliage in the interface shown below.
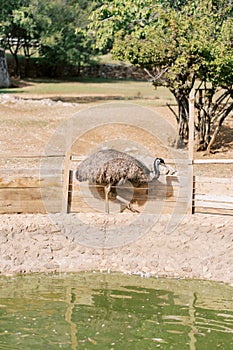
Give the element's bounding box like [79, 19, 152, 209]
[91, 0, 233, 90]
[0, 0, 97, 76]
[91, 0, 233, 149]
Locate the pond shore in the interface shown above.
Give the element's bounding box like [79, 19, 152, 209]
[0, 213, 232, 285]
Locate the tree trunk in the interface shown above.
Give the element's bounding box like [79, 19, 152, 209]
[173, 91, 189, 148]
[195, 87, 233, 152]
[205, 123, 220, 154]
[13, 52, 20, 77]
[0, 49, 11, 87]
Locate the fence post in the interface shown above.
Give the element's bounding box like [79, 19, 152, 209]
[189, 89, 195, 214]
[62, 152, 71, 213]
[67, 169, 74, 213]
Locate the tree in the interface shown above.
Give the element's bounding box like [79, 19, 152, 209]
[194, 4, 233, 153]
[90, 0, 233, 150]
[0, 0, 97, 77]
[10, 0, 48, 76]
[38, 0, 96, 75]
[0, 0, 31, 76]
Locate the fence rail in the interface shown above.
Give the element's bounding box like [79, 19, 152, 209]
[0, 167, 65, 214]
[0, 156, 232, 215]
[193, 175, 233, 215]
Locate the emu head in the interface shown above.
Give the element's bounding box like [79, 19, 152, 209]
[153, 158, 166, 179]
[153, 158, 177, 179]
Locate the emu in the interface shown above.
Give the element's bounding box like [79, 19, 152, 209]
[76, 149, 171, 213]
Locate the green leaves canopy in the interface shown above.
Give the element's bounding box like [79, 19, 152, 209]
[0, 0, 96, 72]
[90, 0, 233, 148]
[90, 0, 233, 91]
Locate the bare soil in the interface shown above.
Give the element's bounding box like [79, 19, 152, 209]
[1, 93, 233, 169]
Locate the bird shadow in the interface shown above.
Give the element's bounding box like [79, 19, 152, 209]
[87, 175, 179, 211]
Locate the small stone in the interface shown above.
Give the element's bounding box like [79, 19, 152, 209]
[164, 265, 174, 272]
[204, 272, 212, 279]
[51, 242, 63, 251]
[44, 262, 59, 269]
[3, 255, 11, 260]
[214, 224, 225, 229]
[182, 266, 192, 272]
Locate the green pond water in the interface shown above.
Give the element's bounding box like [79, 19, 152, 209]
[0, 273, 232, 350]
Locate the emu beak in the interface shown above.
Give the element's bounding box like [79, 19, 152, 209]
[167, 165, 177, 175]
[161, 163, 177, 175]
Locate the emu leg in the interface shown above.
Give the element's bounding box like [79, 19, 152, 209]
[104, 184, 111, 213]
[116, 195, 139, 213]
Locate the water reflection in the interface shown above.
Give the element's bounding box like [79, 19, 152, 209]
[0, 273, 232, 350]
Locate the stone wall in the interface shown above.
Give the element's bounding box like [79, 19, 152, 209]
[7, 56, 148, 80]
[79, 64, 148, 81]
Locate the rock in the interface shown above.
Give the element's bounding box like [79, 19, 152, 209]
[44, 261, 60, 270]
[51, 242, 63, 251]
[204, 272, 212, 279]
[182, 266, 192, 273]
[164, 265, 174, 272]
[202, 266, 209, 273]
[0, 49, 10, 88]
[3, 255, 11, 261]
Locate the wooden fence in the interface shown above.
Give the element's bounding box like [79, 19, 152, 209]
[0, 155, 232, 215]
[192, 159, 233, 215]
[0, 155, 69, 214]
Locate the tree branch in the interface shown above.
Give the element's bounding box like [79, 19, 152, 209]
[143, 67, 169, 84]
[166, 103, 179, 123]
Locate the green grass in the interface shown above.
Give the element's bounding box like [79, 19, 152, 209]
[0, 77, 176, 105]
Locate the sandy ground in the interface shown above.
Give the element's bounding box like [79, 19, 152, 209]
[0, 94, 233, 283]
[0, 212, 232, 284]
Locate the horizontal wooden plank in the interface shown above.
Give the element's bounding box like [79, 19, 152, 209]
[70, 199, 183, 214]
[71, 188, 177, 199]
[71, 194, 181, 203]
[194, 176, 233, 185]
[73, 176, 188, 188]
[194, 183, 232, 191]
[0, 154, 66, 159]
[195, 194, 233, 203]
[71, 187, 184, 199]
[0, 168, 63, 176]
[70, 195, 187, 205]
[0, 176, 63, 188]
[0, 187, 63, 200]
[0, 201, 62, 214]
[194, 184, 233, 199]
[194, 207, 233, 216]
[194, 200, 233, 210]
[72, 182, 186, 190]
[70, 181, 189, 214]
[194, 159, 233, 164]
[71, 155, 190, 165]
[71, 155, 85, 162]
[0, 187, 64, 213]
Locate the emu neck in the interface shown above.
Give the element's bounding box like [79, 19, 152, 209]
[153, 162, 160, 179]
